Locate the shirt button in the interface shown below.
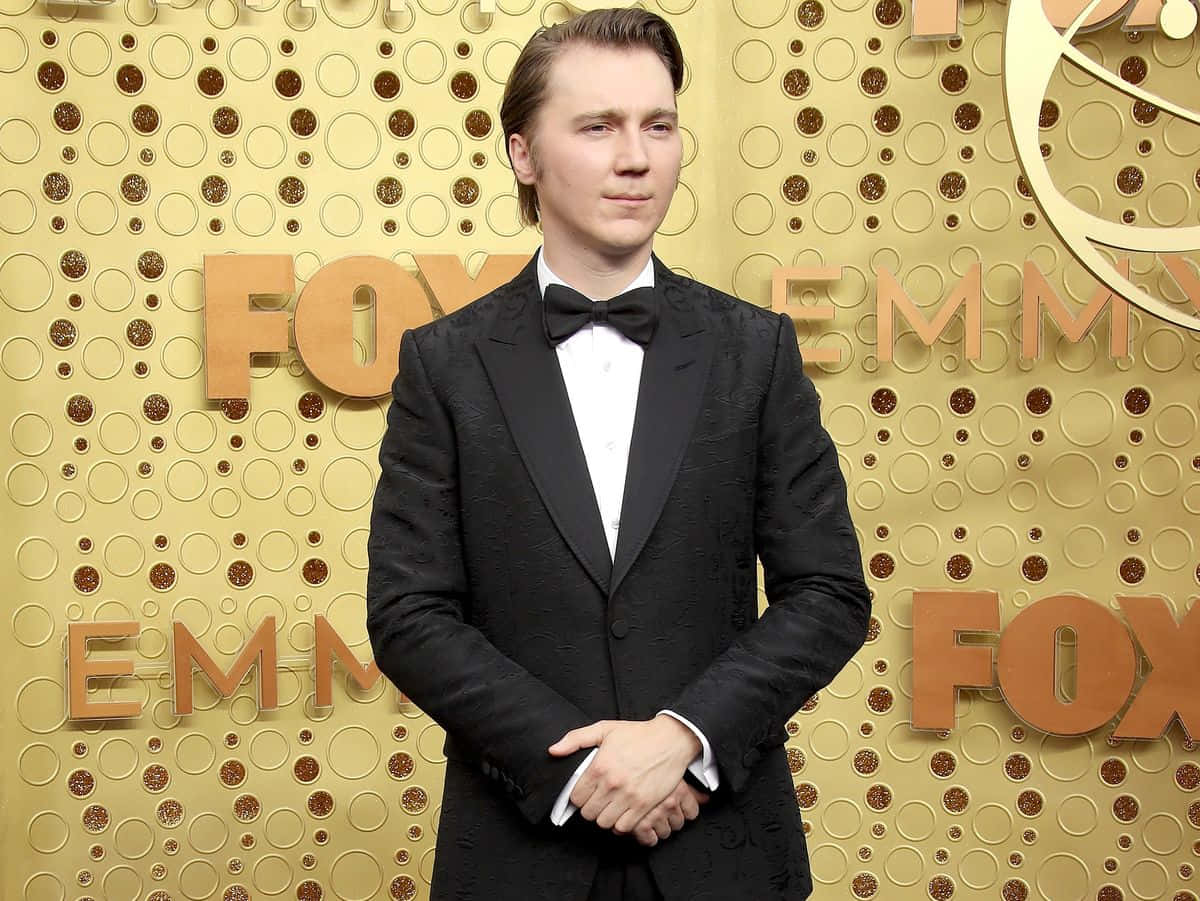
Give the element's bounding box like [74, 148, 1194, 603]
[605, 440, 616, 452]
[610, 518, 620, 530]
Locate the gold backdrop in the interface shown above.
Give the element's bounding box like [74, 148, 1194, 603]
[3, 0, 1200, 899]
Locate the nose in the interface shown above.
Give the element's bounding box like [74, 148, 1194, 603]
[614, 124, 650, 173]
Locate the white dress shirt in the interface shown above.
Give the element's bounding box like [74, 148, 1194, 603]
[534, 246, 721, 827]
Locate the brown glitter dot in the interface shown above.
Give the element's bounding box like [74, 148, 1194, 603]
[463, 108, 492, 138]
[854, 749, 880, 775]
[930, 751, 956, 777]
[389, 109, 415, 138]
[852, 872, 879, 898]
[387, 752, 414, 779]
[1002, 879, 1029, 901]
[307, 790, 334, 817]
[74, 565, 100, 593]
[858, 173, 887, 201]
[864, 686, 892, 715]
[860, 67, 887, 95]
[54, 100, 82, 131]
[113, 63, 144, 94]
[373, 70, 400, 99]
[1021, 555, 1047, 582]
[298, 391, 324, 419]
[939, 171, 967, 199]
[233, 794, 260, 821]
[797, 107, 824, 135]
[952, 102, 981, 131]
[1176, 762, 1200, 791]
[787, 747, 806, 774]
[868, 553, 894, 580]
[220, 398, 249, 421]
[137, 251, 165, 281]
[143, 764, 169, 792]
[1005, 753, 1031, 780]
[940, 64, 968, 93]
[300, 728, 314, 743]
[121, 173, 149, 204]
[1119, 55, 1147, 84]
[273, 68, 302, 98]
[1115, 165, 1144, 195]
[871, 387, 897, 414]
[874, 0, 902, 24]
[278, 176, 306, 205]
[865, 616, 881, 641]
[795, 782, 818, 808]
[873, 104, 900, 134]
[1132, 99, 1158, 125]
[201, 174, 229, 204]
[303, 558, 329, 585]
[1119, 557, 1145, 584]
[67, 393, 94, 423]
[1123, 386, 1150, 414]
[390, 876, 416, 901]
[400, 786, 429, 814]
[290, 108, 317, 137]
[924, 875, 954, 900]
[452, 177, 479, 205]
[450, 70, 478, 99]
[1012, 789, 1043, 817]
[227, 560, 253, 587]
[945, 554, 972, 581]
[1100, 758, 1127, 785]
[948, 387, 975, 414]
[197, 66, 225, 96]
[220, 759, 246, 787]
[943, 785, 969, 813]
[783, 68, 811, 97]
[68, 768, 95, 797]
[376, 177, 404, 206]
[82, 804, 110, 833]
[782, 174, 810, 203]
[866, 783, 892, 810]
[224, 886, 249, 901]
[297, 880, 323, 901]
[797, 0, 825, 26]
[126, 319, 154, 347]
[60, 249, 89, 279]
[148, 561, 175, 590]
[294, 755, 320, 783]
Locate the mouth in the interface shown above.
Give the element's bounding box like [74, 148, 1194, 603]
[606, 195, 651, 205]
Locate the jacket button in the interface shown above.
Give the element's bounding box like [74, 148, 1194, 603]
[610, 618, 629, 638]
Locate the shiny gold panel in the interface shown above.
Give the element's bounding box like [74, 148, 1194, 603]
[3, 1, 1200, 900]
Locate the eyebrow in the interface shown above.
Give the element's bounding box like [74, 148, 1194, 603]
[571, 107, 679, 125]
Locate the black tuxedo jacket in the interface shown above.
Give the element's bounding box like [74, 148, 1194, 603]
[366, 250, 871, 901]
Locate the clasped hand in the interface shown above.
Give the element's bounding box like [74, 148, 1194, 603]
[548, 716, 711, 847]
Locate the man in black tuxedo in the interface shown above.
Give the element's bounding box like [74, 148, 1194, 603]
[366, 8, 871, 900]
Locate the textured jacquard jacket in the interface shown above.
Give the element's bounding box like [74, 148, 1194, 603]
[365, 251, 872, 901]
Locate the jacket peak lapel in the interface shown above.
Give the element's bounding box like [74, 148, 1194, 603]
[475, 254, 614, 595]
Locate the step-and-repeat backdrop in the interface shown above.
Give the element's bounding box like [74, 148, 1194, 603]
[3, 0, 1200, 898]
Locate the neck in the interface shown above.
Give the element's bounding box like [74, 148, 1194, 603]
[540, 233, 652, 300]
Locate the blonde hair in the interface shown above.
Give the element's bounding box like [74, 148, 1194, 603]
[499, 7, 685, 228]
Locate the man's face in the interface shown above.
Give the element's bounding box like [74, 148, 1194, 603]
[510, 42, 682, 261]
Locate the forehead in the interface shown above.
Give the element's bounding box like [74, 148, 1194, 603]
[540, 42, 676, 115]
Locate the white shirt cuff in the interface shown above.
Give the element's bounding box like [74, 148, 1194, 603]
[550, 747, 599, 826]
[658, 708, 720, 791]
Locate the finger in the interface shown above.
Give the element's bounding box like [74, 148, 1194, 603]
[668, 809, 685, 831]
[549, 723, 598, 755]
[653, 817, 671, 840]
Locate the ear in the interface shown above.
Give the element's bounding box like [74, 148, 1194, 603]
[509, 132, 536, 186]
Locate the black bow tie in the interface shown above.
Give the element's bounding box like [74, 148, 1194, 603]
[542, 282, 659, 347]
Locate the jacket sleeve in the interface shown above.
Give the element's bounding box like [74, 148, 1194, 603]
[366, 327, 599, 826]
[664, 312, 872, 796]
